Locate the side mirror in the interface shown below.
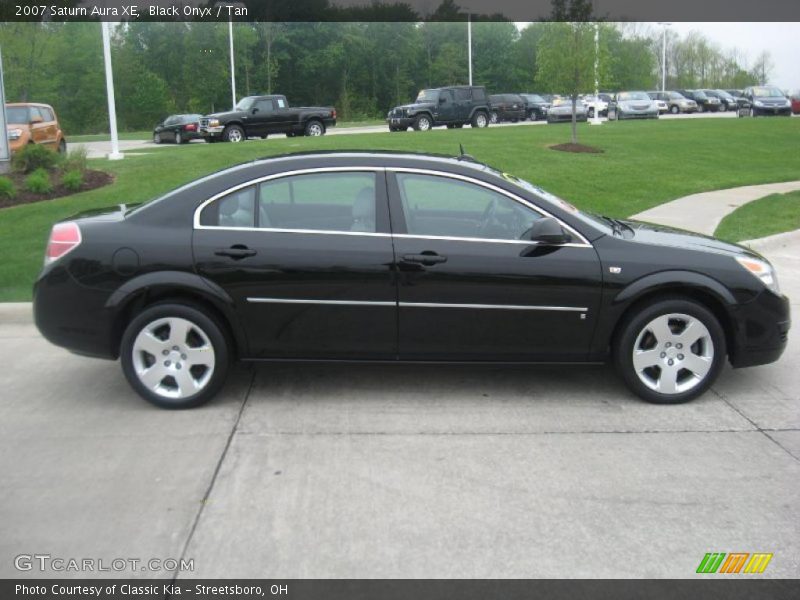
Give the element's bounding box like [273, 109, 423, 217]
[529, 217, 570, 245]
[251, 107, 259, 114]
[439, 97, 446, 104]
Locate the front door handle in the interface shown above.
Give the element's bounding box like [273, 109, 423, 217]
[215, 245, 256, 259]
[401, 252, 447, 266]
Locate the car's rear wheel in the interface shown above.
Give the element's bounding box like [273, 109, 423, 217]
[670, 105, 679, 114]
[121, 303, 230, 409]
[58, 139, 67, 154]
[490, 111, 499, 124]
[413, 115, 432, 131]
[614, 298, 726, 404]
[305, 120, 325, 136]
[471, 111, 488, 128]
[223, 125, 245, 143]
[175, 132, 183, 145]
[153, 133, 161, 144]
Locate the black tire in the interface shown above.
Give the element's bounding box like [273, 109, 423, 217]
[529, 111, 538, 121]
[613, 297, 726, 404]
[153, 132, 162, 144]
[471, 111, 488, 128]
[454, 123, 464, 128]
[587, 107, 595, 118]
[413, 114, 432, 131]
[58, 139, 67, 154]
[490, 111, 499, 124]
[670, 105, 679, 115]
[304, 120, 325, 136]
[120, 303, 230, 409]
[223, 124, 245, 143]
[697, 104, 704, 113]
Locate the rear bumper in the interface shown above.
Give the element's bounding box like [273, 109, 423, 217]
[729, 290, 790, 368]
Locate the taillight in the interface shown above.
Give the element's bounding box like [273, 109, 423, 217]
[332, 109, 337, 119]
[185, 123, 197, 131]
[45, 222, 81, 265]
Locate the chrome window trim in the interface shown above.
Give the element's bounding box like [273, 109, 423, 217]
[193, 167, 385, 230]
[246, 297, 588, 313]
[390, 168, 591, 247]
[192, 165, 593, 249]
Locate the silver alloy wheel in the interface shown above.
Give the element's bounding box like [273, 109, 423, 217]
[476, 113, 487, 127]
[226, 127, 243, 142]
[632, 313, 714, 395]
[418, 116, 431, 131]
[490, 111, 498, 124]
[307, 122, 323, 136]
[175, 132, 182, 144]
[131, 317, 215, 400]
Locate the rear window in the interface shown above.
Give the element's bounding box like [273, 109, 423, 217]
[5, 106, 29, 123]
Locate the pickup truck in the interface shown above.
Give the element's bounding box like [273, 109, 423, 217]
[200, 95, 336, 142]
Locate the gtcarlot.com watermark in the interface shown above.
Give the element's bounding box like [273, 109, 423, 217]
[14, 554, 194, 573]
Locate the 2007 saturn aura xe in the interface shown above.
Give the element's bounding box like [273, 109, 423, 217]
[33, 151, 790, 408]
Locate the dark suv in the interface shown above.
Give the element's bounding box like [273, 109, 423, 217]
[387, 86, 491, 131]
[489, 94, 526, 123]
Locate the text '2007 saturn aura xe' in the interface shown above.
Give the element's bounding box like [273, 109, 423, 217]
[33, 151, 790, 408]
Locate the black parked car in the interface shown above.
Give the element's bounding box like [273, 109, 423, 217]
[199, 95, 336, 142]
[387, 86, 491, 131]
[34, 151, 789, 409]
[707, 89, 738, 111]
[153, 114, 203, 144]
[519, 93, 551, 121]
[676, 90, 721, 113]
[488, 94, 527, 123]
[741, 86, 792, 117]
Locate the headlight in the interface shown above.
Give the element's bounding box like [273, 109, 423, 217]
[754, 100, 764, 107]
[208, 119, 220, 127]
[7, 128, 22, 140]
[736, 256, 780, 294]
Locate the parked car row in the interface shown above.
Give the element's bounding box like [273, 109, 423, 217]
[153, 95, 337, 144]
[385, 83, 796, 132]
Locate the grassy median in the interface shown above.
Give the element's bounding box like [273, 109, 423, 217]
[715, 189, 800, 242]
[1, 117, 799, 301]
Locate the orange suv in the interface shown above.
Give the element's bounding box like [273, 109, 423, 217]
[6, 103, 66, 154]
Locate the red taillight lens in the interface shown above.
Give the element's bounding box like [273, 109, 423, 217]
[45, 222, 81, 265]
[332, 109, 337, 120]
[185, 123, 197, 131]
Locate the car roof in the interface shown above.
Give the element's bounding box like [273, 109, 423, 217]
[6, 102, 53, 108]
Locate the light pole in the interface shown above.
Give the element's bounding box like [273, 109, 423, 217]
[467, 14, 473, 86]
[590, 22, 602, 125]
[101, 21, 123, 160]
[216, 2, 245, 110]
[0, 48, 11, 174]
[659, 22, 671, 92]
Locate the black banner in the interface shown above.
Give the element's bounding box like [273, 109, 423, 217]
[1, 0, 800, 22]
[3, 580, 800, 600]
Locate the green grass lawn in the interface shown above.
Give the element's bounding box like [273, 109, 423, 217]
[715, 190, 800, 242]
[2, 117, 799, 301]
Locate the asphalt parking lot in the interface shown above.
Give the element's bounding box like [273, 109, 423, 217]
[1, 241, 798, 579]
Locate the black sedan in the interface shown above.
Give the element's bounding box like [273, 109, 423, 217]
[489, 94, 527, 123]
[153, 114, 203, 144]
[519, 93, 551, 120]
[33, 152, 790, 408]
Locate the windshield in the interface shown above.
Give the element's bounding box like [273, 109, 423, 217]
[618, 92, 650, 101]
[715, 90, 732, 99]
[752, 87, 784, 98]
[692, 91, 708, 100]
[667, 92, 685, 100]
[234, 97, 255, 111]
[5, 106, 29, 124]
[415, 89, 439, 103]
[523, 94, 545, 103]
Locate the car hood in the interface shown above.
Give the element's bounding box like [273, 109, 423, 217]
[203, 110, 241, 120]
[625, 219, 759, 258]
[394, 102, 435, 111]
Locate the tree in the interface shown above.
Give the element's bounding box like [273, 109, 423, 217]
[536, 21, 603, 144]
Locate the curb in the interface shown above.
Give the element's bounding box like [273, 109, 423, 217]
[742, 229, 800, 256]
[0, 302, 34, 323]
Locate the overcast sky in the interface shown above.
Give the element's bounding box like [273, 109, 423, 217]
[515, 22, 799, 90]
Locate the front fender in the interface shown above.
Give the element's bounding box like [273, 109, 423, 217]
[614, 270, 737, 307]
[105, 271, 249, 357]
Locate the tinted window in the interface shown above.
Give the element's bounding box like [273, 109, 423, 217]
[455, 88, 470, 101]
[39, 107, 55, 121]
[396, 173, 541, 241]
[29, 107, 45, 121]
[200, 186, 256, 228]
[258, 172, 377, 233]
[472, 88, 486, 102]
[253, 99, 274, 113]
[439, 90, 453, 103]
[164, 116, 178, 126]
[6, 106, 29, 123]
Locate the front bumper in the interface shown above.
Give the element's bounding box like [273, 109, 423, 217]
[199, 125, 225, 138]
[752, 106, 792, 116]
[387, 116, 415, 129]
[729, 289, 790, 368]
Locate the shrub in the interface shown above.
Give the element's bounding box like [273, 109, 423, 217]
[0, 176, 16, 199]
[12, 143, 60, 174]
[61, 169, 84, 192]
[25, 168, 53, 195]
[62, 146, 89, 173]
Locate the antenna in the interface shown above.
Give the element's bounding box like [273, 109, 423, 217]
[457, 144, 478, 163]
[459, 143, 466, 156]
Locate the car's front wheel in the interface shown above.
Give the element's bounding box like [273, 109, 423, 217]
[614, 298, 726, 404]
[413, 114, 432, 131]
[223, 124, 245, 142]
[121, 303, 230, 409]
[670, 105, 680, 114]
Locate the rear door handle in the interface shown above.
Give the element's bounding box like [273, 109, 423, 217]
[215, 245, 256, 259]
[401, 252, 447, 266]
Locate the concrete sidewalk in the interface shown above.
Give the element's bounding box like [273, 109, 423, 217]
[632, 180, 800, 236]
